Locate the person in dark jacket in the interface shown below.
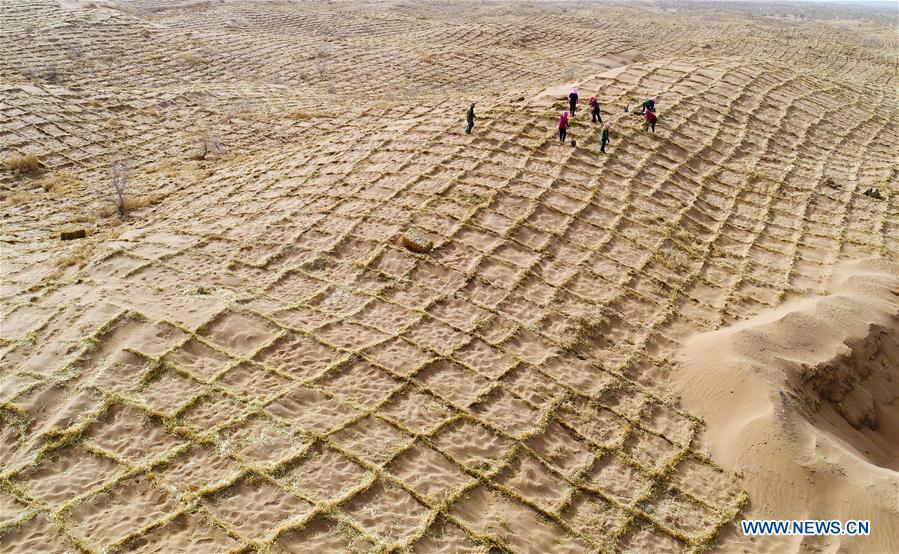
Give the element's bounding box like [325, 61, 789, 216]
[465, 103, 476, 134]
[568, 87, 579, 116]
[600, 122, 611, 153]
[589, 96, 602, 123]
[638, 96, 656, 114]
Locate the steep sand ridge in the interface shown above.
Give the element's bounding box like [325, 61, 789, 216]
[676, 258, 899, 553]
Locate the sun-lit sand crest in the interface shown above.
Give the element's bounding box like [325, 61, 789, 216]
[1, 0, 897, 552]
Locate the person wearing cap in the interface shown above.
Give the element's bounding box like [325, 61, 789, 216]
[465, 102, 476, 134]
[589, 96, 602, 123]
[568, 87, 579, 116]
[600, 122, 612, 153]
[558, 110, 570, 143]
[639, 96, 656, 114]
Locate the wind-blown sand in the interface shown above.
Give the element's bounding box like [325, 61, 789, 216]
[677, 259, 899, 553]
[1, 0, 897, 552]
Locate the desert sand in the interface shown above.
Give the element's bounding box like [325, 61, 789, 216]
[677, 259, 898, 553]
[1, 0, 897, 552]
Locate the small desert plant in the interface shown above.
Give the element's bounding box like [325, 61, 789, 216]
[190, 137, 224, 160]
[123, 194, 160, 211]
[288, 110, 316, 120]
[6, 153, 42, 174]
[312, 47, 329, 79]
[108, 160, 129, 218]
[45, 66, 61, 83]
[178, 52, 207, 65]
[0, 191, 34, 206]
[41, 170, 76, 194]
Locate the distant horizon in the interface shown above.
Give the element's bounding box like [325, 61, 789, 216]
[626, 0, 897, 5]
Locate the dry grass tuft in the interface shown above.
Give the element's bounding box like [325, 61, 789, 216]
[67, 213, 96, 224]
[0, 190, 35, 206]
[40, 171, 77, 194]
[190, 137, 224, 160]
[6, 153, 42, 174]
[98, 194, 160, 218]
[123, 194, 161, 211]
[55, 241, 95, 271]
[178, 52, 207, 65]
[288, 110, 317, 120]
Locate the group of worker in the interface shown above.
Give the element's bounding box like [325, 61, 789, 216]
[559, 87, 659, 153]
[464, 89, 659, 155]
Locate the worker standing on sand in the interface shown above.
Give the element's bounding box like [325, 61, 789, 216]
[568, 87, 579, 115]
[643, 108, 657, 133]
[465, 103, 476, 134]
[600, 122, 611, 153]
[638, 96, 656, 114]
[558, 110, 570, 143]
[589, 96, 602, 123]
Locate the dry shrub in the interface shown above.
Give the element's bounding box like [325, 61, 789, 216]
[40, 171, 77, 194]
[288, 110, 332, 121]
[68, 213, 96, 224]
[51, 241, 96, 279]
[98, 194, 160, 218]
[123, 194, 160, 211]
[109, 160, 129, 218]
[6, 153, 42, 174]
[190, 137, 224, 160]
[311, 48, 329, 78]
[179, 52, 207, 65]
[419, 51, 436, 64]
[232, 110, 256, 121]
[45, 66, 61, 83]
[1, 191, 34, 206]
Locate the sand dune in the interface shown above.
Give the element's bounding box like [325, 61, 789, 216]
[677, 259, 899, 553]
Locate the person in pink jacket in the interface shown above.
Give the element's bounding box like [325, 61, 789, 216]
[589, 96, 602, 123]
[558, 111, 570, 143]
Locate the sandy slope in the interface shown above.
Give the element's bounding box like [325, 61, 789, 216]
[1, 0, 898, 552]
[676, 259, 899, 553]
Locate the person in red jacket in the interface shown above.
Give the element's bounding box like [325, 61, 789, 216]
[643, 108, 657, 133]
[558, 110, 570, 143]
[589, 96, 602, 123]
